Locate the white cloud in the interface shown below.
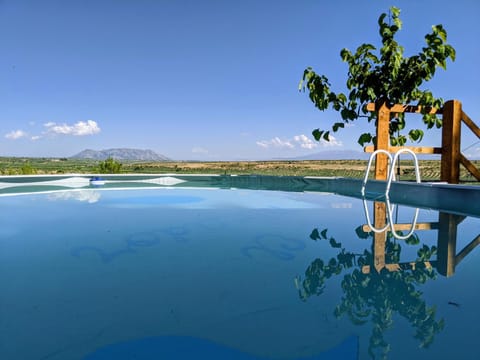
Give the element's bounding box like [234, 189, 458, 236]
[256, 137, 294, 149]
[5, 130, 28, 140]
[293, 134, 318, 149]
[257, 134, 342, 150]
[319, 134, 343, 147]
[256, 141, 269, 148]
[48, 190, 101, 203]
[331, 202, 353, 209]
[192, 147, 209, 154]
[44, 120, 100, 136]
[465, 146, 480, 159]
[5, 120, 100, 141]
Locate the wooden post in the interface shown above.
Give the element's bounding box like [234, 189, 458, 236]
[437, 212, 460, 277]
[375, 102, 391, 180]
[441, 100, 462, 183]
[373, 201, 387, 272]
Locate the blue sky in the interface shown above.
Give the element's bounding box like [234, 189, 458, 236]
[0, 0, 479, 160]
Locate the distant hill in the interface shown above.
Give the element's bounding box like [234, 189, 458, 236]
[286, 149, 446, 161]
[282, 150, 371, 161]
[71, 148, 171, 161]
[285, 150, 445, 161]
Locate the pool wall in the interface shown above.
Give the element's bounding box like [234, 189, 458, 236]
[0, 174, 478, 217]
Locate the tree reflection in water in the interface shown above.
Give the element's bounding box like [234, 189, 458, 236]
[295, 227, 443, 359]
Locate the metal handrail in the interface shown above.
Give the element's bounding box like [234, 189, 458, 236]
[362, 198, 394, 233]
[362, 197, 420, 240]
[386, 148, 421, 195]
[386, 200, 420, 240]
[362, 148, 422, 240]
[361, 149, 394, 196]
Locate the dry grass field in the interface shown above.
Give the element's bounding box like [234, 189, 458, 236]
[1, 157, 479, 183]
[125, 160, 479, 182]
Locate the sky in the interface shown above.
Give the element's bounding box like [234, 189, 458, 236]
[0, 0, 479, 160]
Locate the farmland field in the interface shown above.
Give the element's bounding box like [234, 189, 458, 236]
[1, 157, 479, 183]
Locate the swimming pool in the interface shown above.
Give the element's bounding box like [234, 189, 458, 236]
[0, 175, 479, 359]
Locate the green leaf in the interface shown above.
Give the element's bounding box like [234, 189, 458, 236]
[333, 122, 345, 132]
[405, 233, 420, 245]
[358, 133, 373, 146]
[340, 48, 351, 61]
[355, 225, 371, 239]
[433, 24, 447, 42]
[329, 238, 342, 248]
[390, 6, 401, 17]
[397, 134, 407, 146]
[310, 228, 320, 241]
[320, 229, 328, 239]
[409, 129, 424, 142]
[312, 129, 323, 141]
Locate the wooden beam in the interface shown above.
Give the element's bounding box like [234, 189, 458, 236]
[395, 222, 439, 231]
[460, 153, 480, 181]
[367, 103, 442, 114]
[362, 261, 433, 274]
[455, 235, 480, 266]
[462, 111, 480, 139]
[362, 264, 399, 274]
[362, 222, 439, 233]
[364, 145, 441, 154]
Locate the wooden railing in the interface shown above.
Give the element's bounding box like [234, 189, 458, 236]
[441, 100, 480, 183]
[365, 100, 480, 183]
[361, 205, 480, 277]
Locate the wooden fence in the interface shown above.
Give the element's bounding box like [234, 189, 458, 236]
[365, 100, 480, 183]
[361, 204, 480, 277]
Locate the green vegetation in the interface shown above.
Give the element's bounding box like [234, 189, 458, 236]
[300, 6, 456, 147]
[20, 161, 37, 175]
[0, 157, 93, 175]
[96, 157, 122, 173]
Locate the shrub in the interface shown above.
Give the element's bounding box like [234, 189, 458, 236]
[97, 157, 122, 173]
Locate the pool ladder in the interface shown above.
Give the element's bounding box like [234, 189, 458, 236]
[361, 148, 421, 240]
[362, 197, 420, 239]
[361, 148, 421, 198]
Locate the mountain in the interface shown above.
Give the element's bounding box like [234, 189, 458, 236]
[71, 148, 171, 161]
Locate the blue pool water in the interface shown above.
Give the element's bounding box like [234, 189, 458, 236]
[0, 185, 479, 359]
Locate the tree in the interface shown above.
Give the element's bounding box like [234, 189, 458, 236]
[97, 157, 122, 173]
[295, 227, 443, 358]
[299, 7, 456, 147]
[21, 161, 36, 175]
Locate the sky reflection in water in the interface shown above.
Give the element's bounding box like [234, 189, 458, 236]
[0, 188, 478, 360]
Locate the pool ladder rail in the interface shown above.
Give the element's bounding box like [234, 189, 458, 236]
[362, 197, 420, 240]
[361, 148, 421, 240]
[361, 148, 421, 198]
